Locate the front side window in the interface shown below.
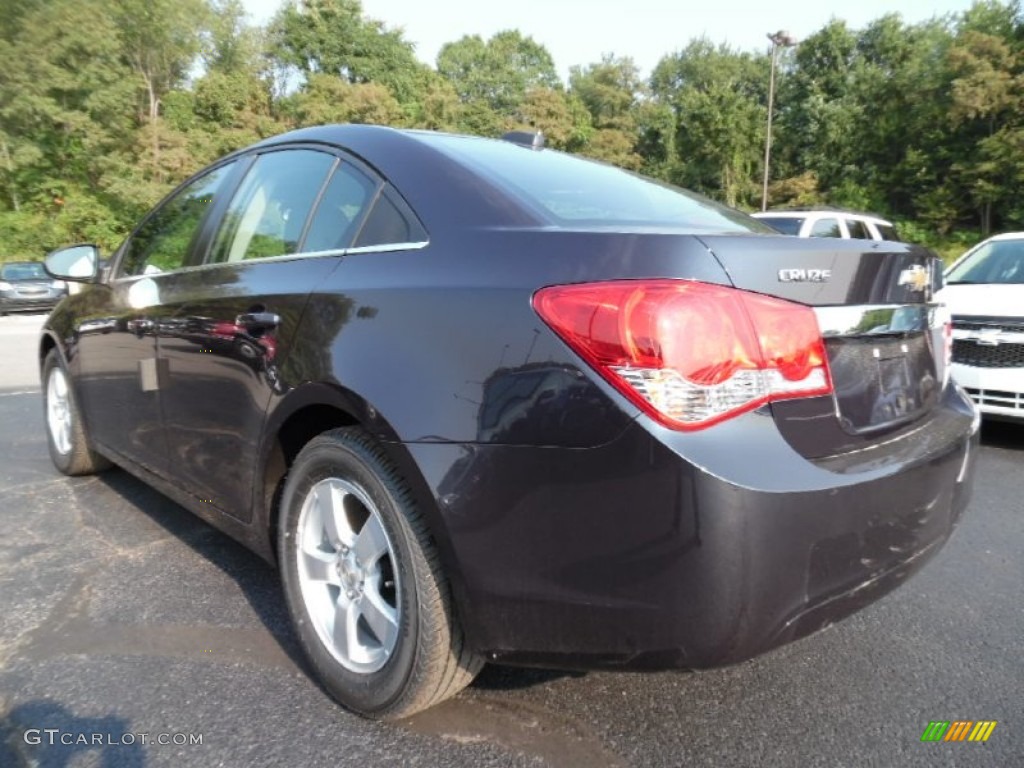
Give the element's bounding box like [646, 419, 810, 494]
[810, 218, 841, 238]
[947, 240, 1024, 284]
[210, 150, 336, 263]
[120, 163, 235, 277]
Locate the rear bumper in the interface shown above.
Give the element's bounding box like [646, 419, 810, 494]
[952, 362, 1024, 422]
[407, 384, 978, 670]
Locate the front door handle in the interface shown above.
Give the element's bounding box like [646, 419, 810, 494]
[236, 311, 281, 334]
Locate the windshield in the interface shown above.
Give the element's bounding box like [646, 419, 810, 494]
[947, 239, 1024, 284]
[417, 133, 773, 234]
[1, 262, 47, 280]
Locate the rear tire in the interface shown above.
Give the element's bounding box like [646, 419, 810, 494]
[42, 349, 111, 476]
[278, 427, 482, 719]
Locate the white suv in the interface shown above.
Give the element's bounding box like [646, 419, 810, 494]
[939, 232, 1024, 423]
[752, 210, 901, 241]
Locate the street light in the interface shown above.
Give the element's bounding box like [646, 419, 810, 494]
[762, 30, 798, 211]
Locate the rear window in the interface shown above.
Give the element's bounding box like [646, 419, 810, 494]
[417, 134, 771, 234]
[947, 239, 1024, 284]
[1, 262, 47, 280]
[756, 217, 805, 235]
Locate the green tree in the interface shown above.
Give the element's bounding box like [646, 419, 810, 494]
[437, 30, 560, 124]
[652, 39, 766, 207]
[270, 0, 425, 106]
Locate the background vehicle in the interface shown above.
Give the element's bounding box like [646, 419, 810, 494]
[0, 261, 67, 314]
[752, 209, 901, 240]
[940, 232, 1024, 423]
[39, 125, 977, 719]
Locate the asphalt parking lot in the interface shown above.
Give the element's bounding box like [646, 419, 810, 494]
[1, 313, 1021, 767]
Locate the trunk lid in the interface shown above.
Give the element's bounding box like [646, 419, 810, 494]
[698, 236, 948, 458]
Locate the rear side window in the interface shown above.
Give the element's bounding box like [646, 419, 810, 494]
[354, 189, 427, 248]
[417, 134, 772, 233]
[810, 218, 841, 238]
[876, 223, 901, 241]
[757, 217, 805, 236]
[303, 164, 377, 252]
[846, 218, 870, 239]
[210, 150, 335, 263]
[120, 163, 234, 277]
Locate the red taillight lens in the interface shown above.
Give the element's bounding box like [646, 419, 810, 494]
[533, 280, 833, 430]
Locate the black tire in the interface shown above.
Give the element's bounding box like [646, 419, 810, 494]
[278, 427, 482, 719]
[42, 349, 111, 476]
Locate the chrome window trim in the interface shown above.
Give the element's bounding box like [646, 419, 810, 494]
[106, 240, 430, 284]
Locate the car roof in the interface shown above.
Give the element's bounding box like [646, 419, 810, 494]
[752, 210, 893, 224]
[244, 125, 764, 237]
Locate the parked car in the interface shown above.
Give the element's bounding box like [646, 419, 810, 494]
[940, 232, 1024, 423]
[40, 125, 978, 719]
[752, 209, 901, 240]
[0, 260, 68, 314]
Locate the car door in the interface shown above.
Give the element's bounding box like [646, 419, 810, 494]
[154, 146, 379, 521]
[74, 161, 239, 474]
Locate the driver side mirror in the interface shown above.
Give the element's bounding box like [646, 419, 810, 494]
[44, 244, 99, 282]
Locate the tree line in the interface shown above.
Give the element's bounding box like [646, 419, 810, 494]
[2, 0, 1022, 262]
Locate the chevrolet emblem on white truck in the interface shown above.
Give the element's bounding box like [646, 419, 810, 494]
[897, 264, 930, 292]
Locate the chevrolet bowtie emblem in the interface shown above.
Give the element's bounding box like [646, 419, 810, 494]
[898, 264, 930, 292]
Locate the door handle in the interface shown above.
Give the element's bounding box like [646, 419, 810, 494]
[236, 311, 281, 333]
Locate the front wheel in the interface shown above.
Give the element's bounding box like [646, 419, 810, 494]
[278, 428, 482, 718]
[42, 349, 111, 476]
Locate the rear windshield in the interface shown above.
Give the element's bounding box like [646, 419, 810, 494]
[947, 239, 1024, 284]
[755, 216, 805, 235]
[417, 134, 771, 234]
[1, 262, 46, 280]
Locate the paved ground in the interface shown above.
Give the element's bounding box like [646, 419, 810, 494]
[1, 313, 1022, 767]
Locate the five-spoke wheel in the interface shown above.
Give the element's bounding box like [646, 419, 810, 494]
[278, 428, 482, 718]
[296, 478, 400, 673]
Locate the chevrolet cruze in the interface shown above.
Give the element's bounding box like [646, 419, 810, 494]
[39, 125, 979, 718]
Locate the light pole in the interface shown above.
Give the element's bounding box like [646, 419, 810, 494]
[762, 30, 797, 211]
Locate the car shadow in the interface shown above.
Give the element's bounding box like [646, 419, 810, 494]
[90, 469, 582, 698]
[472, 664, 585, 691]
[0, 699, 145, 767]
[979, 419, 1024, 451]
[93, 469, 307, 673]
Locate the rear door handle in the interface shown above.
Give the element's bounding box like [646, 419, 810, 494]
[236, 312, 281, 333]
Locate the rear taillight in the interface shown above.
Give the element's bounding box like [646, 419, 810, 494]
[533, 280, 833, 430]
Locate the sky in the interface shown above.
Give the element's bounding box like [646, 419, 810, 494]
[240, 0, 981, 79]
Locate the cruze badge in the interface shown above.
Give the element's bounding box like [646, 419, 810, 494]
[898, 264, 930, 292]
[778, 268, 831, 283]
